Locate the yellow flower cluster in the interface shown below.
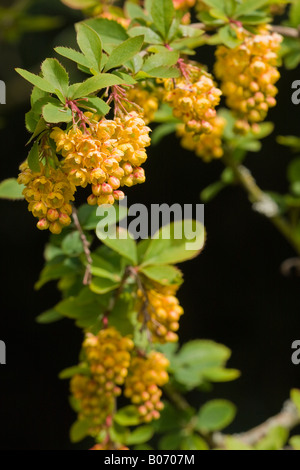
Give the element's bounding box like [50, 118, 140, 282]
[163, 64, 222, 136]
[18, 162, 75, 234]
[125, 85, 160, 124]
[124, 352, 169, 423]
[215, 28, 282, 133]
[71, 328, 134, 436]
[137, 286, 184, 343]
[50, 112, 151, 206]
[177, 115, 225, 162]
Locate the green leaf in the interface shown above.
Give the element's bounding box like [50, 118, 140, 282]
[76, 23, 102, 71]
[141, 220, 205, 266]
[71, 73, 125, 99]
[90, 253, 122, 282]
[26, 118, 48, 145]
[90, 277, 121, 294]
[112, 71, 137, 85]
[277, 136, 300, 152]
[42, 103, 72, 123]
[55, 47, 91, 69]
[255, 426, 288, 451]
[27, 141, 40, 173]
[291, 388, 300, 415]
[0, 178, 25, 200]
[219, 25, 241, 49]
[287, 159, 300, 184]
[137, 66, 180, 79]
[104, 36, 144, 72]
[84, 96, 110, 116]
[196, 400, 236, 433]
[108, 291, 136, 336]
[125, 2, 149, 21]
[41, 58, 69, 97]
[290, 1, 300, 28]
[125, 425, 154, 445]
[61, 231, 84, 257]
[25, 110, 39, 133]
[235, 0, 270, 18]
[114, 406, 141, 426]
[85, 18, 129, 50]
[59, 365, 89, 379]
[143, 50, 179, 72]
[200, 0, 228, 20]
[128, 26, 162, 45]
[151, 0, 175, 40]
[61, 0, 98, 9]
[180, 435, 209, 450]
[70, 419, 91, 443]
[16, 68, 55, 93]
[290, 436, 300, 450]
[158, 432, 183, 450]
[35, 261, 76, 289]
[202, 367, 240, 382]
[140, 264, 183, 286]
[55, 287, 110, 328]
[96, 226, 138, 266]
[172, 340, 234, 389]
[36, 309, 63, 324]
[238, 12, 271, 25]
[200, 181, 226, 202]
[224, 436, 253, 450]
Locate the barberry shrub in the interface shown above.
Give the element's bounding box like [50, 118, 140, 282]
[1, 0, 300, 450]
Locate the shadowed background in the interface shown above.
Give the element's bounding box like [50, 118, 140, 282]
[0, 0, 299, 450]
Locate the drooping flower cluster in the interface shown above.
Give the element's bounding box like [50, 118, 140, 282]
[125, 84, 160, 124]
[177, 115, 225, 162]
[137, 285, 184, 343]
[71, 328, 134, 437]
[124, 352, 169, 423]
[214, 28, 282, 133]
[50, 112, 151, 206]
[18, 161, 75, 234]
[71, 327, 170, 441]
[163, 64, 222, 136]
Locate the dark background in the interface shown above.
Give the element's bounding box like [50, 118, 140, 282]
[0, 0, 299, 450]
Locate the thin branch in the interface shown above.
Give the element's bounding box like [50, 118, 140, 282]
[212, 400, 300, 448]
[163, 383, 192, 412]
[222, 152, 300, 256]
[72, 206, 93, 285]
[190, 22, 300, 39]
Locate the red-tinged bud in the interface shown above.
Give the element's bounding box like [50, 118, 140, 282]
[113, 190, 125, 201]
[108, 177, 121, 190]
[97, 194, 111, 205]
[59, 213, 71, 227]
[90, 168, 106, 184]
[49, 221, 62, 235]
[122, 162, 133, 175]
[92, 184, 102, 196]
[152, 410, 161, 420]
[101, 183, 113, 195]
[32, 201, 47, 218]
[47, 209, 59, 222]
[87, 194, 97, 206]
[37, 218, 50, 231]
